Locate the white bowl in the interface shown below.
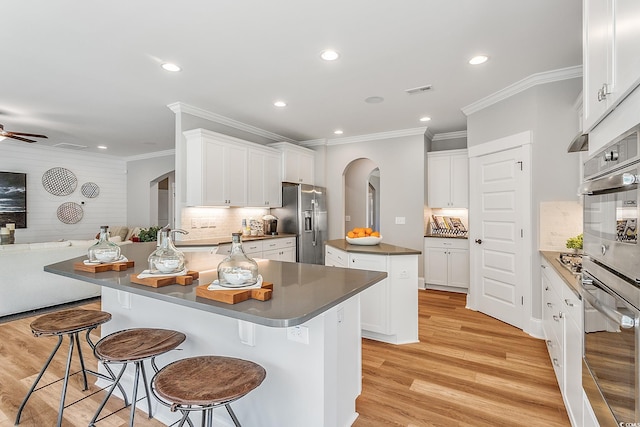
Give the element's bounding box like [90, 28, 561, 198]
[345, 235, 383, 246]
[156, 259, 181, 273]
[221, 270, 254, 286]
[95, 251, 119, 263]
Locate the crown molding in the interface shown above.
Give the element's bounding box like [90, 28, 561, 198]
[326, 127, 428, 146]
[432, 130, 467, 141]
[167, 102, 298, 144]
[298, 138, 327, 148]
[461, 65, 583, 116]
[424, 128, 434, 141]
[125, 149, 175, 162]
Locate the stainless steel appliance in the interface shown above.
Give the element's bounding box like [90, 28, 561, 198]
[272, 183, 327, 264]
[580, 124, 640, 425]
[263, 215, 278, 235]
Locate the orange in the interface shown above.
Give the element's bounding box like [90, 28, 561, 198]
[353, 227, 364, 234]
[365, 227, 373, 235]
[357, 231, 366, 238]
[371, 231, 380, 237]
[347, 231, 356, 238]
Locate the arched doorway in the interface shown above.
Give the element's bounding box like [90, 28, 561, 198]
[344, 158, 380, 234]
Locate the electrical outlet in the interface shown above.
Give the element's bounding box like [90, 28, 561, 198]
[287, 325, 309, 344]
[345, 215, 351, 222]
[395, 216, 406, 225]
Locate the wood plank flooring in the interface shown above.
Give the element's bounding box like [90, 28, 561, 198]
[0, 290, 570, 426]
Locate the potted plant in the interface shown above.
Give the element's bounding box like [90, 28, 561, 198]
[566, 233, 583, 254]
[138, 226, 162, 242]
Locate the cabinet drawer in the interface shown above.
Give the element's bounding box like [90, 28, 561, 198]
[243, 240, 264, 255]
[263, 237, 295, 251]
[424, 237, 469, 250]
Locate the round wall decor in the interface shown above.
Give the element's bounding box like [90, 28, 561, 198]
[42, 167, 77, 196]
[81, 182, 100, 198]
[56, 202, 83, 224]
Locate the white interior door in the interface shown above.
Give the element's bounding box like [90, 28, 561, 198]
[469, 143, 530, 330]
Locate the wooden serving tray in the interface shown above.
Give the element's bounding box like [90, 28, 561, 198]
[196, 281, 273, 304]
[74, 260, 135, 273]
[129, 270, 200, 288]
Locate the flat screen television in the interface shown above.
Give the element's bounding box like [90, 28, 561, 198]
[0, 171, 27, 228]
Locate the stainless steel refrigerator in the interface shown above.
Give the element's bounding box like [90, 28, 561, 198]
[273, 182, 327, 265]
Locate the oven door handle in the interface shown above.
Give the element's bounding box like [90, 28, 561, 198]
[580, 172, 638, 195]
[581, 286, 636, 328]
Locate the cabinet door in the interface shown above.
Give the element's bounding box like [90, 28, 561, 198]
[427, 156, 451, 208]
[450, 154, 469, 208]
[297, 152, 315, 184]
[447, 249, 469, 288]
[202, 140, 226, 205]
[282, 150, 301, 183]
[247, 150, 266, 207]
[612, 0, 640, 102]
[349, 253, 390, 335]
[583, 0, 611, 130]
[424, 247, 449, 286]
[564, 313, 583, 427]
[224, 144, 247, 206]
[264, 150, 282, 206]
[325, 246, 348, 267]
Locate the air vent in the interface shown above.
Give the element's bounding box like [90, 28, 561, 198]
[53, 143, 88, 150]
[405, 84, 433, 95]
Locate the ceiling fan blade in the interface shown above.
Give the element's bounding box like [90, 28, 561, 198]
[8, 135, 36, 143]
[9, 132, 48, 138]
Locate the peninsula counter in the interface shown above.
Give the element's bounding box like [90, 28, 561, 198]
[45, 242, 386, 427]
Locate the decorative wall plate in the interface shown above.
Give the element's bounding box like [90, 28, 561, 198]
[57, 202, 83, 224]
[81, 182, 100, 198]
[42, 167, 77, 196]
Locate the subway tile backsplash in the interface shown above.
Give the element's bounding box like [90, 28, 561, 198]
[539, 201, 582, 251]
[180, 207, 270, 241]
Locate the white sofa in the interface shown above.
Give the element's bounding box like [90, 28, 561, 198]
[0, 238, 132, 317]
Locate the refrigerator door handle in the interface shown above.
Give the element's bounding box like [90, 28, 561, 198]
[311, 199, 317, 246]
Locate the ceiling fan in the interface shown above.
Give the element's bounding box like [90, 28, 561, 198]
[0, 123, 48, 143]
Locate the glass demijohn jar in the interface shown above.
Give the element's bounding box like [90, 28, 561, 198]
[148, 227, 187, 274]
[217, 233, 259, 287]
[88, 226, 121, 263]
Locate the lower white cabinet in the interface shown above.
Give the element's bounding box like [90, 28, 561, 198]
[217, 237, 296, 262]
[324, 244, 418, 345]
[424, 237, 469, 290]
[541, 257, 583, 427]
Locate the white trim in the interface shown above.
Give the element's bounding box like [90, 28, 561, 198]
[432, 131, 467, 141]
[125, 149, 175, 162]
[461, 66, 583, 116]
[298, 138, 328, 148]
[167, 102, 298, 144]
[424, 128, 434, 141]
[467, 130, 532, 158]
[326, 127, 428, 146]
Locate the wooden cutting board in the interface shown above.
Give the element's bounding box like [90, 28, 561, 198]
[196, 281, 273, 304]
[74, 260, 135, 272]
[129, 270, 200, 288]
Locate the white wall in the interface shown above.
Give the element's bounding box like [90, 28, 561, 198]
[325, 134, 425, 260]
[0, 141, 126, 243]
[467, 78, 583, 320]
[126, 153, 175, 227]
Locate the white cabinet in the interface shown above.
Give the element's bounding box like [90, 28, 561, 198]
[324, 244, 419, 345]
[541, 257, 583, 427]
[248, 147, 282, 207]
[218, 237, 296, 263]
[424, 238, 469, 290]
[269, 142, 315, 185]
[427, 149, 468, 208]
[583, 0, 640, 131]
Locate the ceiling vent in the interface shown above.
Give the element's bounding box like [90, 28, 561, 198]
[53, 142, 88, 150]
[405, 84, 433, 95]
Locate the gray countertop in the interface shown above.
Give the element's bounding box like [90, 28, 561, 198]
[175, 233, 297, 247]
[44, 242, 386, 328]
[326, 239, 421, 255]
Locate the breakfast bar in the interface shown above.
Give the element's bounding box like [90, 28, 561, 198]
[44, 242, 387, 427]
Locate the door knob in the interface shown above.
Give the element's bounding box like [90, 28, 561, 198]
[475, 239, 482, 244]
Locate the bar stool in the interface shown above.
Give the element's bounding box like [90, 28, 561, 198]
[89, 327, 186, 426]
[151, 355, 266, 427]
[15, 309, 113, 427]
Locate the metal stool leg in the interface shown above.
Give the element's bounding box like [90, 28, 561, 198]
[74, 332, 89, 390]
[226, 404, 241, 427]
[139, 360, 154, 418]
[89, 363, 127, 426]
[129, 361, 142, 426]
[55, 333, 76, 427]
[15, 335, 64, 424]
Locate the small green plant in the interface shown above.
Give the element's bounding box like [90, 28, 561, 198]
[566, 233, 583, 250]
[138, 226, 162, 242]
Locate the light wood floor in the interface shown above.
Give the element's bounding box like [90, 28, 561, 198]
[0, 290, 570, 426]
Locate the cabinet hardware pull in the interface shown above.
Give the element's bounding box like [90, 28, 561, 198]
[564, 299, 574, 307]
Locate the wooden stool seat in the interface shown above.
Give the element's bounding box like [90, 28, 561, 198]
[16, 309, 112, 427]
[90, 328, 186, 427]
[152, 356, 266, 426]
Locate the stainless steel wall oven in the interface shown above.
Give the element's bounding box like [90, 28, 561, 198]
[580, 125, 640, 426]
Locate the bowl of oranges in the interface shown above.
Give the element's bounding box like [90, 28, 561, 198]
[345, 227, 382, 245]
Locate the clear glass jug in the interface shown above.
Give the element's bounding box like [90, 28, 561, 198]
[88, 226, 121, 263]
[147, 227, 188, 274]
[217, 233, 259, 287]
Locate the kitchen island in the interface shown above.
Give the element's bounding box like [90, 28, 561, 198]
[44, 242, 386, 427]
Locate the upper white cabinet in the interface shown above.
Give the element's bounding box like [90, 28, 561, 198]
[427, 149, 468, 208]
[248, 147, 282, 207]
[583, 0, 640, 131]
[269, 142, 315, 185]
[183, 129, 282, 208]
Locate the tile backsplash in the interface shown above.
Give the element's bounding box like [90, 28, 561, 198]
[180, 207, 270, 241]
[539, 201, 582, 251]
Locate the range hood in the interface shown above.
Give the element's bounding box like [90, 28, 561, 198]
[567, 132, 589, 152]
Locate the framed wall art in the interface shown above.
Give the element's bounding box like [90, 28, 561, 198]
[0, 171, 27, 228]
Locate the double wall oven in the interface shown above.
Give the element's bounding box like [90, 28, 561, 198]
[580, 125, 640, 426]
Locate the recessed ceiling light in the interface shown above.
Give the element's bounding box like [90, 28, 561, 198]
[419, 116, 432, 122]
[161, 63, 181, 72]
[273, 101, 287, 108]
[468, 55, 488, 65]
[365, 96, 384, 104]
[320, 50, 340, 61]
[97, 145, 107, 150]
[334, 130, 343, 135]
